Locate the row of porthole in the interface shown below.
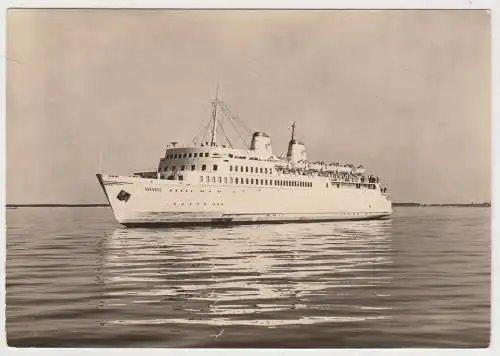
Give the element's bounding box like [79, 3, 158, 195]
[168, 189, 223, 193]
[166, 152, 210, 159]
[327, 183, 376, 189]
[201, 175, 312, 188]
[172, 202, 223, 206]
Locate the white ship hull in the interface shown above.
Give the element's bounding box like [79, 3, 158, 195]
[97, 174, 392, 227]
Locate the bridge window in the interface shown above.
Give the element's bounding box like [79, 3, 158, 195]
[205, 176, 210, 183]
[213, 164, 218, 171]
[194, 153, 198, 158]
[178, 175, 184, 181]
[181, 165, 185, 171]
[205, 153, 209, 157]
[202, 164, 207, 171]
[191, 165, 195, 171]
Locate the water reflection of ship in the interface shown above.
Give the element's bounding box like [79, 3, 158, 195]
[97, 221, 394, 327]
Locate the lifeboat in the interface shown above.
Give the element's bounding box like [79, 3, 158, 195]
[337, 166, 352, 173]
[309, 161, 323, 170]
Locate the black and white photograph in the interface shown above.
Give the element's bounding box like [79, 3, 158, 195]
[4, 4, 494, 349]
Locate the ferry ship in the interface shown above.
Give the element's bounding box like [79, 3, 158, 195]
[97, 94, 392, 227]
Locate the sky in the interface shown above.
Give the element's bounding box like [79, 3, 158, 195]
[6, 9, 491, 204]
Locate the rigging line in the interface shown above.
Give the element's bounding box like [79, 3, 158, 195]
[200, 117, 213, 145]
[220, 101, 254, 134]
[218, 102, 251, 140]
[216, 116, 233, 148]
[223, 109, 249, 148]
[225, 111, 249, 148]
[192, 119, 212, 144]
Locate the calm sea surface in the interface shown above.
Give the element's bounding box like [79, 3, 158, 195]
[6, 207, 490, 347]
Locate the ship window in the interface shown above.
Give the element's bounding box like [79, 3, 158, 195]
[265, 179, 268, 185]
[212, 176, 216, 183]
[183, 153, 187, 158]
[213, 164, 218, 171]
[200, 176, 203, 182]
[260, 179, 264, 185]
[235, 177, 239, 184]
[260, 168, 263, 173]
[251, 167, 254, 173]
[265, 168, 268, 174]
[251, 178, 254, 184]
[246, 178, 249, 184]
[205, 153, 209, 157]
[218, 177, 222, 183]
[191, 165, 195, 171]
[178, 175, 184, 181]
[224, 177, 228, 184]
[206, 176, 210, 183]
[189, 153, 192, 158]
[240, 166, 244, 172]
[229, 153, 234, 158]
[202, 164, 207, 171]
[230, 165, 233, 172]
[194, 153, 198, 158]
[181, 165, 185, 171]
[270, 169, 273, 174]
[172, 166, 176, 171]
[245, 166, 249, 173]
[255, 179, 258, 185]
[230, 177, 233, 184]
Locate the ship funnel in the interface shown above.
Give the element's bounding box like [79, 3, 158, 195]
[250, 131, 272, 158]
[287, 139, 307, 162]
[286, 122, 307, 162]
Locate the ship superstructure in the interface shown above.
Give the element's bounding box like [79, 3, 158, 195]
[97, 94, 392, 227]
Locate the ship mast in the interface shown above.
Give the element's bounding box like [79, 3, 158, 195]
[210, 83, 219, 146]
